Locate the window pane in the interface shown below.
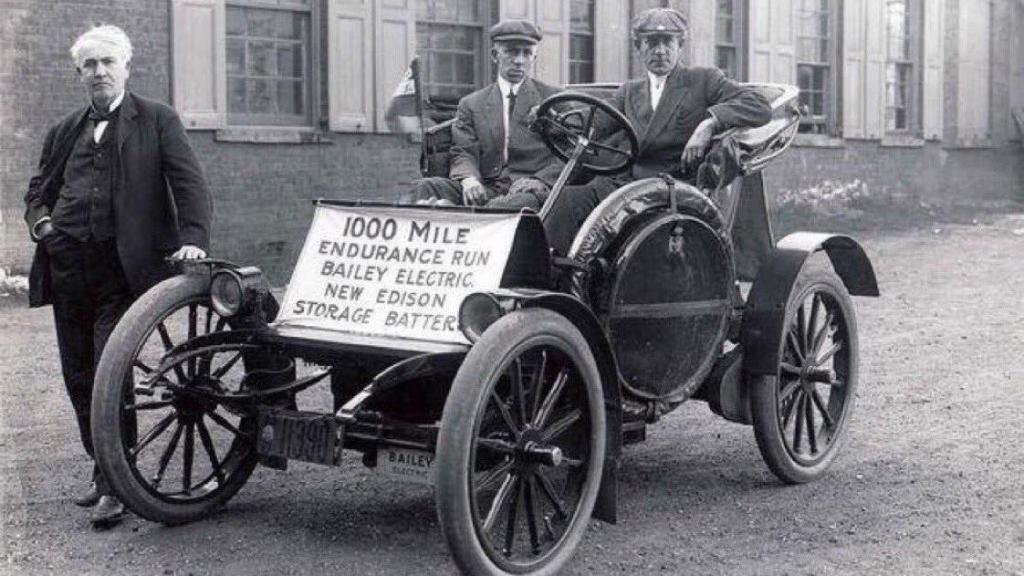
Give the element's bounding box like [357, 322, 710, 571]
[274, 10, 304, 40]
[247, 9, 274, 37]
[226, 7, 246, 36]
[227, 39, 246, 75]
[571, 0, 595, 32]
[454, 53, 475, 84]
[277, 44, 302, 78]
[228, 78, 246, 113]
[249, 41, 275, 76]
[248, 79, 274, 113]
[277, 80, 303, 115]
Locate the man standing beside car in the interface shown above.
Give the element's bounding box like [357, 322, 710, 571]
[23, 24, 212, 527]
[400, 19, 562, 207]
[509, 8, 772, 254]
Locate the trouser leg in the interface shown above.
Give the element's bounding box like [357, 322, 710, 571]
[399, 177, 465, 204]
[48, 234, 134, 496]
[541, 176, 620, 255]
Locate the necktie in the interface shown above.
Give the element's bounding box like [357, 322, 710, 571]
[508, 89, 517, 115]
[88, 107, 112, 122]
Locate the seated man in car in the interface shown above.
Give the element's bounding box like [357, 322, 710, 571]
[400, 19, 562, 208]
[502, 7, 772, 254]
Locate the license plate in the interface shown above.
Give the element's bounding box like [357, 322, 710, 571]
[377, 448, 435, 485]
[257, 410, 339, 466]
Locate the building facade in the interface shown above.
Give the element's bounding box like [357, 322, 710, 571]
[2, 0, 1022, 282]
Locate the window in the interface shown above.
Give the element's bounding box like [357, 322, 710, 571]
[416, 0, 487, 106]
[226, 0, 314, 126]
[715, 0, 746, 80]
[796, 0, 838, 134]
[569, 0, 595, 83]
[885, 0, 918, 133]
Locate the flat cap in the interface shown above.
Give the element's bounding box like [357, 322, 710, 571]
[631, 8, 689, 38]
[490, 19, 543, 45]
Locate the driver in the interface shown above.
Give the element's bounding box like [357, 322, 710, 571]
[400, 19, 563, 207]
[516, 8, 773, 254]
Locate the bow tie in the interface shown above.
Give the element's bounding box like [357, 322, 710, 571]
[88, 107, 114, 122]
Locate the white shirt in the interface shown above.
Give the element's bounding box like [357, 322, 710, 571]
[93, 90, 125, 143]
[497, 76, 524, 162]
[648, 72, 668, 111]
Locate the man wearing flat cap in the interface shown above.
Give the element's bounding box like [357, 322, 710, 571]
[516, 7, 772, 254]
[401, 19, 563, 207]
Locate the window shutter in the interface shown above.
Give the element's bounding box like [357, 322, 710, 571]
[749, 0, 794, 84]
[594, 0, 629, 82]
[843, 0, 866, 138]
[171, 0, 226, 130]
[374, 0, 416, 132]
[328, 0, 374, 132]
[534, 0, 569, 85]
[863, 0, 887, 139]
[956, 0, 991, 145]
[922, 0, 944, 141]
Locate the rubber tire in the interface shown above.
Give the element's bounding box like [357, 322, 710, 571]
[749, 264, 859, 484]
[92, 275, 259, 525]
[436, 308, 607, 576]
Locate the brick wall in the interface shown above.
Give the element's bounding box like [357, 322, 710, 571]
[3, 0, 1022, 287]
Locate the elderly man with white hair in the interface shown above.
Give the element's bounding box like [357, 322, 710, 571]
[23, 24, 212, 527]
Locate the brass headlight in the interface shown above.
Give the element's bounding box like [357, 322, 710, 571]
[210, 266, 264, 318]
[458, 293, 504, 343]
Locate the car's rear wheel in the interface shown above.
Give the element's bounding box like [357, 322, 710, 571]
[436, 308, 606, 576]
[750, 265, 859, 484]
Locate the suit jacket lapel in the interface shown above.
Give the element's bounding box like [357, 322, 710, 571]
[640, 66, 688, 153]
[117, 92, 139, 153]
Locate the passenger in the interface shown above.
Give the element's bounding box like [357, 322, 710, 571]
[400, 19, 562, 208]
[510, 8, 773, 254]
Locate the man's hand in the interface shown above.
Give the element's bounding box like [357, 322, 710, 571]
[461, 177, 488, 206]
[171, 244, 207, 260]
[680, 117, 719, 172]
[507, 177, 550, 200]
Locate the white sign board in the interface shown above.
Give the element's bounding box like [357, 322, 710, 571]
[276, 205, 522, 345]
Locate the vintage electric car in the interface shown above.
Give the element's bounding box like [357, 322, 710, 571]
[92, 84, 878, 576]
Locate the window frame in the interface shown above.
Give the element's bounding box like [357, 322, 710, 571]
[715, 0, 748, 80]
[795, 0, 841, 136]
[415, 0, 490, 106]
[569, 0, 596, 84]
[224, 0, 320, 128]
[884, 0, 922, 135]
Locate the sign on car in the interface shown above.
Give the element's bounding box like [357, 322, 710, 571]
[276, 205, 521, 345]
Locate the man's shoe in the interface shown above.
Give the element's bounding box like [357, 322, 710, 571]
[73, 483, 101, 508]
[90, 496, 125, 528]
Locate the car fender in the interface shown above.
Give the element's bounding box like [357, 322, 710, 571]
[742, 232, 878, 376]
[487, 289, 623, 525]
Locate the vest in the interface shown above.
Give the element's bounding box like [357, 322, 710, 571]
[50, 113, 119, 242]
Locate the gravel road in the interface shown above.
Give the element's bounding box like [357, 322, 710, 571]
[2, 214, 1023, 576]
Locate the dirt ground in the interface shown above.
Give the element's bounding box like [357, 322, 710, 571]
[2, 214, 1023, 576]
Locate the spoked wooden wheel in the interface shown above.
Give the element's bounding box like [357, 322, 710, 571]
[751, 265, 859, 484]
[93, 275, 271, 524]
[437, 309, 606, 576]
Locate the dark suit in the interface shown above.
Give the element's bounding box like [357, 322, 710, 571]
[23, 92, 211, 494]
[25, 93, 212, 306]
[543, 65, 771, 253]
[402, 78, 564, 204]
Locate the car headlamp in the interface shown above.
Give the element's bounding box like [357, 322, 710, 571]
[459, 293, 505, 343]
[210, 266, 264, 318]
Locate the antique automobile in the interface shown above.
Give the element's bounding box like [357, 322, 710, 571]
[91, 83, 878, 576]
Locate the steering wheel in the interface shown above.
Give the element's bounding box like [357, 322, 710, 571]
[533, 92, 640, 176]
